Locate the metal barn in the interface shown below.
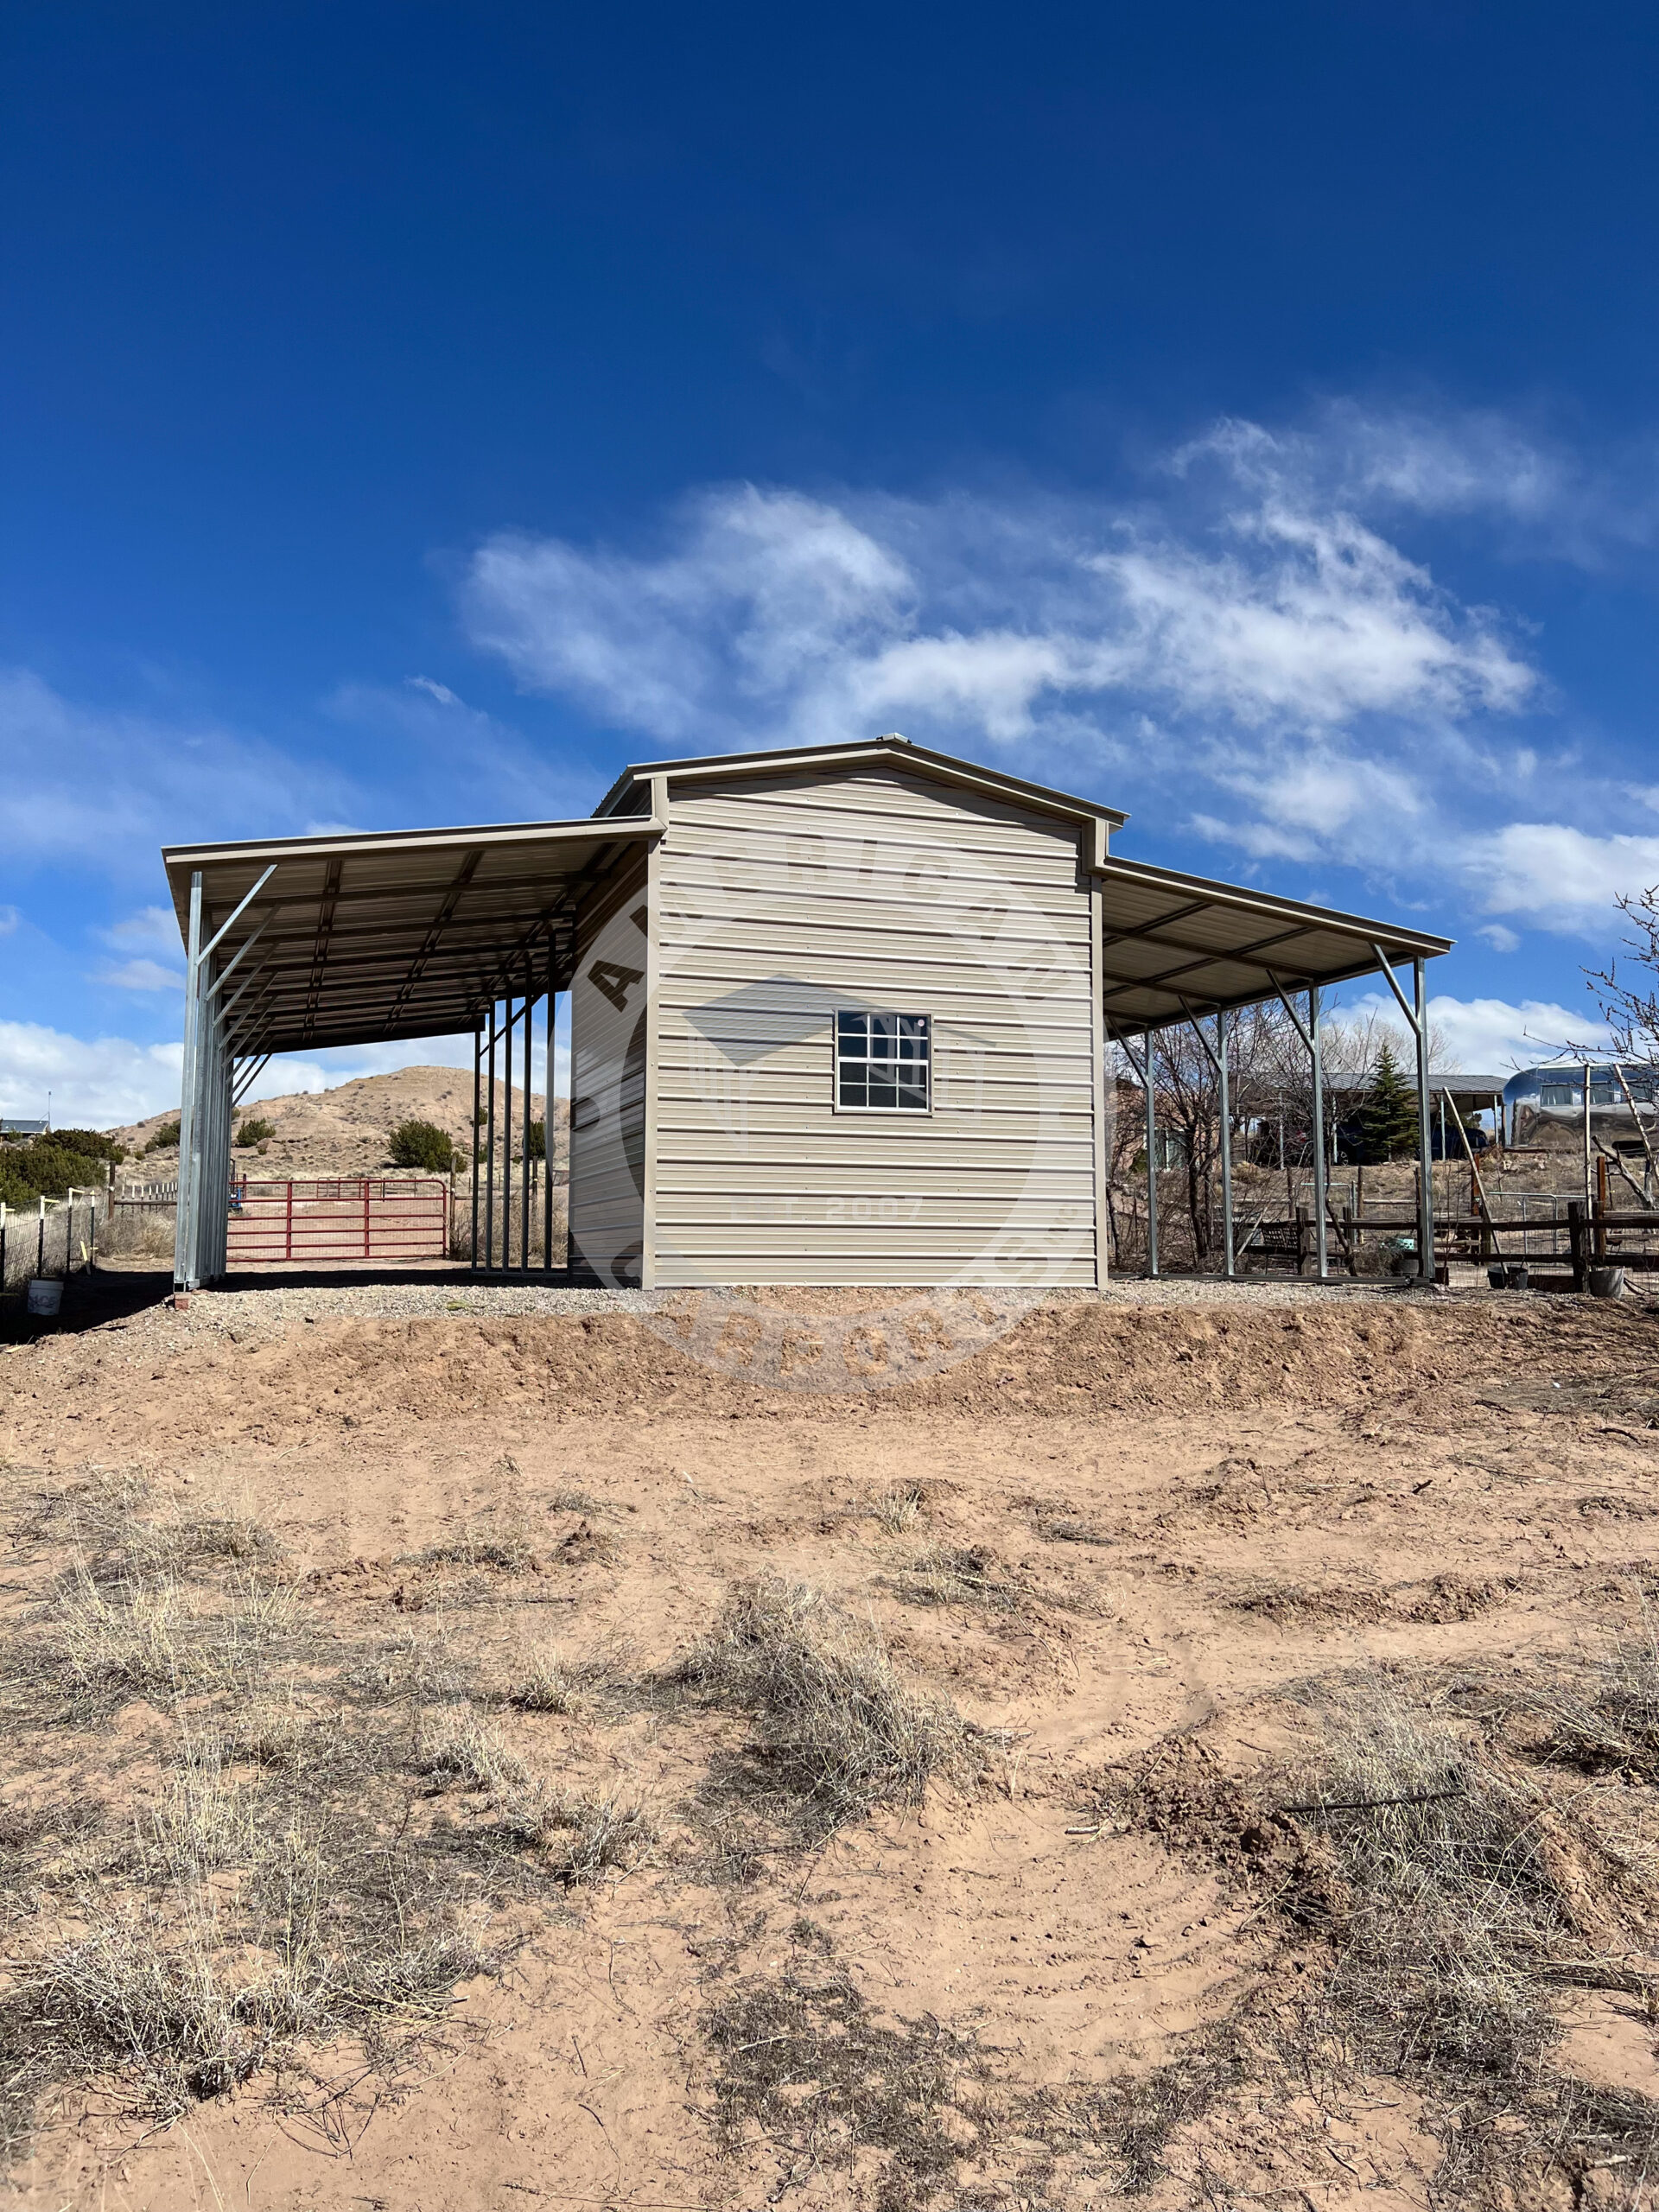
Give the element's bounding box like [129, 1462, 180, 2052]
[162, 734, 1450, 1292]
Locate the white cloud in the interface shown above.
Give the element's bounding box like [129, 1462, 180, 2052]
[94, 958, 183, 994]
[0, 906, 17, 937]
[102, 905, 182, 953]
[406, 675, 461, 706]
[1477, 923, 1521, 953]
[1344, 990, 1611, 1073]
[0, 1021, 184, 1128]
[1462, 823, 1659, 931]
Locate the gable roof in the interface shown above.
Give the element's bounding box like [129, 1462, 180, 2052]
[594, 733, 1128, 846]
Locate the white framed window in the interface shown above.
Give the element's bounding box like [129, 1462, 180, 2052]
[836, 1011, 931, 1111]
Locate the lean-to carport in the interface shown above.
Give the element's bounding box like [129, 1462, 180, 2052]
[162, 809, 662, 1290]
[1093, 854, 1452, 1281]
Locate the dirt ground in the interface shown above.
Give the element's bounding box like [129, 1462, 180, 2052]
[3, 1278, 1659, 2209]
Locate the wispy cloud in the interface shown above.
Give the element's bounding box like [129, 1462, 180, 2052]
[461, 429, 1546, 907]
[0, 668, 359, 882]
[93, 957, 183, 993]
[464, 465, 1534, 761]
[1461, 823, 1659, 932]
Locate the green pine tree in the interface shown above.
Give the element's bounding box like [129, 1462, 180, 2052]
[1357, 1039, 1420, 1162]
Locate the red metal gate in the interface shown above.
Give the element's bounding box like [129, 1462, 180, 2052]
[226, 1179, 450, 1264]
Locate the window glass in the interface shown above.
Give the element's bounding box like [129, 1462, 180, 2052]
[836, 1011, 930, 1110]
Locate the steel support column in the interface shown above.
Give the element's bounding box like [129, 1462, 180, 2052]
[521, 965, 532, 1270]
[484, 1002, 498, 1271]
[543, 941, 556, 1271]
[1217, 1007, 1235, 1279]
[174, 872, 205, 1290]
[1310, 988, 1328, 1281]
[1414, 959, 1435, 1283]
[470, 1023, 481, 1273]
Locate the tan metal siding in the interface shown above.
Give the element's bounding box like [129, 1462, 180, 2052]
[569, 856, 649, 1284]
[653, 764, 1097, 1287]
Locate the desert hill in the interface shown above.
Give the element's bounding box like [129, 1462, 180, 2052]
[112, 1065, 562, 1181]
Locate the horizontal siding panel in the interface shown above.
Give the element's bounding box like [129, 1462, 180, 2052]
[653, 1139, 1093, 1171]
[655, 1258, 1097, 1287]
[640, 764, 1098, 1287]
[659, 1192, 1093, 1221]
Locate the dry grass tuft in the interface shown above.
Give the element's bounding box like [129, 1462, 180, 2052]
[888, 1544, 1023, 1613]
[871, 1483, 928, 1535]
[548, 1485, 611, 1516]
[411, 1524, 539, 1574]
[504, 1636, 633, 1714]
[1288, 1677, 1572, 2083]
[493, 1783, 656, 1884]
[1519, 1614, 1659, 1784]
[50, 1567, 302, 1706]
[9, 1898, 493, 2119]
[416, 1713, 528, 1795]
[684, 1577, 976, 1830]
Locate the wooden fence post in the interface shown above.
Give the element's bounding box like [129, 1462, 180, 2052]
[1567, 1199, 1586, 1292]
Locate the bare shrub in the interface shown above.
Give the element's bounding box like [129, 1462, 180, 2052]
[684, 1578, 975, 1827]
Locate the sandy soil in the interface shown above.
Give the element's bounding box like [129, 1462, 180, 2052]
[2, 1281, 1658, 2208]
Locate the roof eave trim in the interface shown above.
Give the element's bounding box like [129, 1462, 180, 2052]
[161, 816, 660, 869]
[593, 736, 1130, 832]
[1093, 854, 1453, 957]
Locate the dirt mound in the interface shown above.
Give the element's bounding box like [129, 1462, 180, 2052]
[9, 1294, 1653, 1458]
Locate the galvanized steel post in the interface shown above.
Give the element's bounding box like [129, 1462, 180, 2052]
[1310, 988, 1328, 1282]
[543, 940, 555, 1272]
[470, 1024, 481, 1272]
[174, 870, 204, 1290]
[1217, 1007, 1235, 1279]
[1144, 1033, 1159, 1278]
[1414, 958, 1435, 1282]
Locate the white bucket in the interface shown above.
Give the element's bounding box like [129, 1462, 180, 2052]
[26, 1278, 62, 1317]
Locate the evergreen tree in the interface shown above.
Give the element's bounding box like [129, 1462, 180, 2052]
[1357, 1039, 1420, 1162]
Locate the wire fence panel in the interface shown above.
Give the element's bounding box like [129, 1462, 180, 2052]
[226, 1179, 449, 1263]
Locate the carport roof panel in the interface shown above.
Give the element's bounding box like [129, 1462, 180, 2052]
[1096, 855, 1452, 1035]
[161, 816, 658, 1056]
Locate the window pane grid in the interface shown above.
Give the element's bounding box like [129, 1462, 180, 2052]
[836, 1011, 930, 1110]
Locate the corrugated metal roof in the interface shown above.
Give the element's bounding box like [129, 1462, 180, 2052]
[1093, 854, 1451, 1037]
[161, 817, 658, 1056]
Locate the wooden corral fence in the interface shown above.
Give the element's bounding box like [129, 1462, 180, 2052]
[226, 1178, 449, 1264]
[1237, 1198, 1659, 1285]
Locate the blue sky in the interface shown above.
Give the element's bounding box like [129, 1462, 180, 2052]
[4, 1, 1659, 1121]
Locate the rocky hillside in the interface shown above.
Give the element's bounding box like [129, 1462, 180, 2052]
[112, 1066, 563, 1181]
